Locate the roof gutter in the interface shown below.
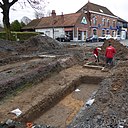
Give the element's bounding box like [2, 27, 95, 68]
[84, 10, 118, 19]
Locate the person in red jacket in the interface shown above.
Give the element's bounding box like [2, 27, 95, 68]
[93, 47, 101, 62]
[105, 43, 116, 66]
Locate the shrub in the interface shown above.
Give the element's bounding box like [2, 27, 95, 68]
[0, 32, 40, 41]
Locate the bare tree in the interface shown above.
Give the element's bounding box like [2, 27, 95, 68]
[35, 11, 44, 19]
[0, 0, 47, 40]
[21, 16, 31, 25]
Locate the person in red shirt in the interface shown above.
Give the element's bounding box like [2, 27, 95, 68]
[105, 43, 116, 66]
[93, 47, 101, 62]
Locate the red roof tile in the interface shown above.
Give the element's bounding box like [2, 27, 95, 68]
[22, 19, 41, 30]
[35, 13, 82, 29]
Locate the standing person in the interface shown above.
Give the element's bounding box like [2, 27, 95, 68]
[93, 47, 101, 62]
[105, 43, 116, 66]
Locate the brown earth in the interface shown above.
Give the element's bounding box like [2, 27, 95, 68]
[0, 36, 128, 127]
[101, 39, 128, 60]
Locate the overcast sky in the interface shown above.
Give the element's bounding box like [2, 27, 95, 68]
[46, 0, 128, 21]
[0, 0, 128, 24]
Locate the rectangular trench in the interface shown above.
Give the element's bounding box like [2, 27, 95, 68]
[17, 75, 103, 127]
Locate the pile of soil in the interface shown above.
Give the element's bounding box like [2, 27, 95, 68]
[0, 35, 86, 66]
[0, 36, 85, 101]
[101, 39, 128, 60]
[0, 35, 64, 66]
[17, 35, 63, 54]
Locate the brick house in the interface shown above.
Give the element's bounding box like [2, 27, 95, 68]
[22, 10, 90, 41]
[22, 2, 127, 41]
[77, 2, 118, 38]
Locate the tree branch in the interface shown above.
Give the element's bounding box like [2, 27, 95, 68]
[0, 2, 3, 9]
[9, 0, 18, 7]
[27, 0, 39, 12]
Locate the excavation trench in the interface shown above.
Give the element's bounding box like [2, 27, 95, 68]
[18, 75, 103, 127]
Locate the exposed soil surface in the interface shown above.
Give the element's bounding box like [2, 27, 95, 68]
[0, 36, 128, 128]
[34, 83, 99, 128]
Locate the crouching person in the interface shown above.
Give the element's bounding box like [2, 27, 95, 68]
[93, 47, 101, 62]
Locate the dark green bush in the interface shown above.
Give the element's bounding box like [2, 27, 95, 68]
[0, 32, 40, 41]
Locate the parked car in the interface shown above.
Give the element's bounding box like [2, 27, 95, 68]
[98, 34, 112, 42]
[113, 35, 121, 41]
[86, 35, 98, 42]
[55, 35, 70, 42]
[98, 36, 106, 42]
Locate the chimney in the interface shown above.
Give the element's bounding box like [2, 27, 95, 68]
[61, 12, 64, 23]
[51, 10, 56, 18]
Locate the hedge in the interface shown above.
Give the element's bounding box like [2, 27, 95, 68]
[0, 32, 40, 41]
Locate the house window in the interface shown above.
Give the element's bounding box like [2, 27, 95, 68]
[93, 17, 97, 25]
[45, 31, 50, 36]
[93, 29, 97, 35]
[65, 31, 73, 40]
[102, 30, 105, 37]
[54, 30, 59, 38]
[106, 30, 110, 35]
[113, 20, 116, 27]
[78, 31, 82, 40]
[102, 18, 105, 26]
[107, 19, 110, 27]
[84, 31, 87, 40]
[112, 31, 115, 37]
[117, 31, 120, 35]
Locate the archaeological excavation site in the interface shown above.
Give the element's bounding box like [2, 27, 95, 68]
[0, 35, 128, 128]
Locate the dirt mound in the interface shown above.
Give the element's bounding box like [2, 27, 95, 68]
[101, 39, 128, 60]
[0, 35, 65, 66]
[17, 35, 63, 54]
[0, 39, 20, 58]
[0, 35, 63, 57]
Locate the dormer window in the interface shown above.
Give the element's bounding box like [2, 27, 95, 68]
[99, 9, 103, 13]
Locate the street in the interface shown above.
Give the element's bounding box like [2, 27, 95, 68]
[85, 39, 128, 47]
[62, 39, 128, 47]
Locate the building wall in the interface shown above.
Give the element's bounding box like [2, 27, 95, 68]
[74, 13, 89, 41]
[35, 13, 121, 41]
[90, 13, 118, 37]
[35, 28, 65, 39]
[35, 14, 89, 41]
